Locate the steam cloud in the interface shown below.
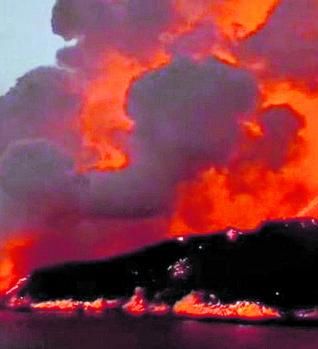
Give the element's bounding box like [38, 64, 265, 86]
[239, 0, 318, 83]
[0, 0, 309, 276]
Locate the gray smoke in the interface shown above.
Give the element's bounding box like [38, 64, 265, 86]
[0, 140, 87, 228]
[86, 57, 258, 217]
[238, 0, 318, 84]
[52, 0, 179, 73]
[0, 67, 82, 153]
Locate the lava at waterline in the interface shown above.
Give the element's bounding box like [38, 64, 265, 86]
[1, 0, 318, 293]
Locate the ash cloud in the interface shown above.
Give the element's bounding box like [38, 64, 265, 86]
[168, 22, 219, 58]
[52, 0, 178, 71]
[0, 1, 309, 245]
[86, 57, 259, 217]
[0, 67, 82, 153]
[0, 140, 87, 226]
[238, 0, 318, 83]
[238, 105, 304, 170]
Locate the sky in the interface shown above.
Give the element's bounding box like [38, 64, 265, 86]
[0, 0, 64, 95]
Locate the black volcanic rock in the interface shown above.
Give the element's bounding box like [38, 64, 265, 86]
[19, 219, 318, 310]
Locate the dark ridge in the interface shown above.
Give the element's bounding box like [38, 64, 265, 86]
[19, 218, 318, 310]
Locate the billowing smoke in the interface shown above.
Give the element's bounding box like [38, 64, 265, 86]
[0, 67, 82, 152]
[52, 0, 179, 72]
[0, 140, 88, 241]
[238, 105, 304, 170]
[0, 0, 313, 291]
[86, 57, 258, 217]
[238, 0, 318, 83]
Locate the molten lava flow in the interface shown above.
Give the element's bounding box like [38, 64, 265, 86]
[27, 298, 121, 315]
[79, 51, 170, 172]
[173, 292, 281, 321]
[32, 300, 82, 313]
[5, 289, 280, 322]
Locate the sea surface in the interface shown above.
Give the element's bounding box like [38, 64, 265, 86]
[0, 311, 317, 349]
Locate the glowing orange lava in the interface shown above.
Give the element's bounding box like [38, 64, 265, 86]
[4, 289, 280, 322]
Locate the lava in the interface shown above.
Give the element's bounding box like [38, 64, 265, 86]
[2, 287, 282, 322]
[173, 291, 281, 321]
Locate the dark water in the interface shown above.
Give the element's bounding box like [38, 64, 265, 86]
[0, 311, 317, 349]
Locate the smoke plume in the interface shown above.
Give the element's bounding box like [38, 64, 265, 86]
[0, 0, 316, 291]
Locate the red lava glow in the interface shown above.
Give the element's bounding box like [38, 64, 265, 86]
[173, 292, 281, 321]
[30, 298, 120, 314]
[0, 237, 35, 294]
[4, 287, 280, 322]
[122, 287, 148, 317]
[31, 299, 82, 313]
[79, 50, 170, 172]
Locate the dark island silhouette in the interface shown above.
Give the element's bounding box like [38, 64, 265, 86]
[15, 218, 318, 316]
